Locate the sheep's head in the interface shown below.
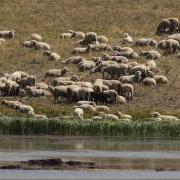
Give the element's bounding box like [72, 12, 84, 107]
[123, 33, 129, 38]
[43, 50, 51, 56]
[151, 112, 160, 118]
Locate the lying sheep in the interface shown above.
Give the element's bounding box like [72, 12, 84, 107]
[143, 77, 156, 86]
[122, 33, 133, 44]
[151, 112, 178, 121]
[26, 86, 45, 97]
[97, 35, 109, 43]
[99, 112, 119, 121]
[60, 31, 73, 39]
[45, 67, 69, 78]
[117, 95, 127, 104]
[71, 31, 85, 39]
[64, 56, 86, 64]
[18, 104, 35, 115]
[2, 100, 22, 109]
[30, 33, 42, 41]
[154, 75, 168, 84]
[96, 105, 110, 112]
[30, 40, 50, 50]
[43, 50, 61, 61]
[75, 104, 96, 113]
[74, 108, 84, 120]
[116, 112, 132, 120]
[89, 43, 112, 52]
[76, 101, 96, 107]
[22, 40, 33, 48]
[129, 64, 147, 75]
[0, 30, 15, 38]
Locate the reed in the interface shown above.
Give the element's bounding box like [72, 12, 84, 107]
[0, 117, 180, 137]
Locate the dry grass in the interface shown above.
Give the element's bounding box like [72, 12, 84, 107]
[0, 0, 180, 118]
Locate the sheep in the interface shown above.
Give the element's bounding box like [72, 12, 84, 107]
[143, 77, 156, 86]
[122, 33, 133, 44]
[36, 82, 49, 90]
[9, 71, 29, 82]
[134, 38, 157, 47]
[64, 56, 86, 64]
[113, 49, 138, 59]
[113, 46, 134, 53]
[116, 112, 132, 120]
[92, 116, 103, 121]
[89, 43, 112, 52]
[151, 112, 178, 121]
[168, 33, 180, 42]
[146, 60, 157, 71]
[119, 71, 142, 83]
[164, 39, 179, 54]
[18, 75, 36, 88]
[75, 81, 93, 88]
[32, 114, 48, 119]
[83, 32, 98, 45]
[72, 46, 90, 54]
[117, 95, 127, 104]
[102, 64, 128, 79]
[101, 90, 118, 104]
[75, 104, 96, 113]
[154, 75, 168, 84]
[76, 101, 96, 107]
[78, 61, 95, 72]
[30, 33, 42, 41]
[102, 80, 121, 92]
[45, 67, 69, 78]
[2, 100, 22, 109]
[74, 108, 84, 120]
[129, 64, 147, 75]
[18, 104, 35, 115]
[157, 40, 167, 50]
[26, 86, 45, 97]
[43, 50, 61, 61]
[96, 105, 110, 112]
[71, 31, 85, 39]
[119, 83, 133, 101]
[60, 32, 73, 39]
[140, 50, 161, 60]
[156, 18, 179, 35]
[77, 87, 94, 101]
[22, 40, 33, 48]
[99, 112, 119, 121]
[4, 79, 20, 96]
[93, 83, 109, 93]
[0, 30, 15, 38]
[30, 40, 50, 50]
[97, 35, 109, 43]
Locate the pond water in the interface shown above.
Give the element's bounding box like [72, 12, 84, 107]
[0, 136, 180, 179]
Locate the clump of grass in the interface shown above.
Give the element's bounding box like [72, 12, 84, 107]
[0, 117, 180, 137]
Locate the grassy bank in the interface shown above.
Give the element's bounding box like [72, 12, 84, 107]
[0, 117, 180, 137]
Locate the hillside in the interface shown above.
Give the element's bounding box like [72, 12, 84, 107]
[0, 0, 180, 118]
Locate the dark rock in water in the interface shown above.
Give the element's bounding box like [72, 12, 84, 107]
[28, 158, 62, 166]
[1, 165, 21, 169]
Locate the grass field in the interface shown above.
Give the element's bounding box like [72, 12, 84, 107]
[0, 0, 180, 119]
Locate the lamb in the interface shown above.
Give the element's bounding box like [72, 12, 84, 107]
[30, 40, 50, 50]
[74, 108, 84, 120]
[30, 33, 42, 41]
[89, 43, 112, 52]
[151, 112, 178, 121]
[72, 46, 90, 54]
[119, 83, 134, 101]
[97, 35, 109, 43]
[143, 77, 156, 86]
[0, 30, 15, 38]
[122, 33, 133, 44]
[43, 50, 61, 61]
[45, 67, 69, 78]
[154, 75, 168, 84]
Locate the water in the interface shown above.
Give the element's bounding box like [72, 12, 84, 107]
[0, 136, 180, 179]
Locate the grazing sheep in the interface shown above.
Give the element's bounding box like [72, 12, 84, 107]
[102, 80, 121, 92]
[140, 50, 161, 60]
[9, 71, 29, 82]
[22, 40, 33, 48]
[78, 61, 95, 72]
[89, 43, 112, 52]
[143, 77, 156, 86]
[72, 46, 90, 54]
[129, 64, 147, 75]
[157, 40, 167, 50]
[77, 87, 94, 101]
[156, 18, 179, 35]
[18, 75, 36, 88]
[119, 71, 142, 83]
[83, 32, 98, 45]
[43, 50, 61, 61]
[135, 38, 157, 47]
[30, 40, 50, 50]
[30, 33, 42, 41]
[0, 30, 15, 38]
[4, 79, 20, 96]
[154, 75, 168, 84]
[97, 35, 109, 43]
[119, 83, 133, 101]
[151, 112, 178, 121]
[146, 60, 157, 71]
[164, 39, 179, 54]
[122, 33, 133, 44]
[64, 56, 86, 64]
[45, 67, 69, 78]
[74, 108, 84, 120]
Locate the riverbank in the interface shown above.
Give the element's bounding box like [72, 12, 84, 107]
[0, 117, 180, 136]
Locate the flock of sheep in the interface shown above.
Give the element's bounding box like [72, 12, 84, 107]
[0, 17, 179, 121]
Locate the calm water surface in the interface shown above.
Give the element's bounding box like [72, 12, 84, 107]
[0, 136, 180, 179]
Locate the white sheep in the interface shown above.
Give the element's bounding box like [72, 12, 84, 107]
[30, 33, 42, 41]
[151, 112, 178, 121]
[43, 50, 61, 61]
[72, 47, 90, 54]
[74, 108, 84, 120]
[143, 78, 156, 86]
[30, 40, 50, 50]
[154, 75, 168, 84]
[122, 33, 133, 44]
[0, 30, 15, 38]
[97, 35, 109, 43]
